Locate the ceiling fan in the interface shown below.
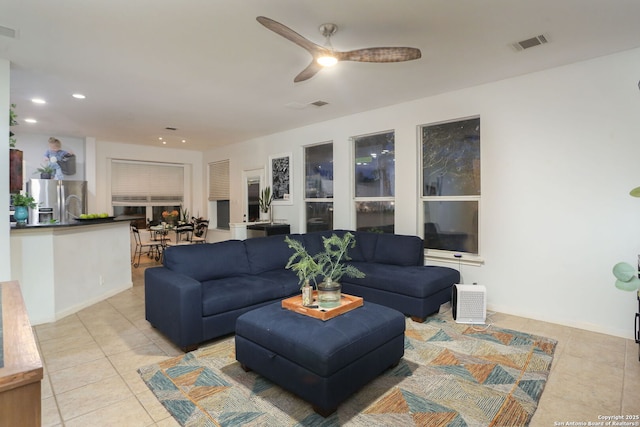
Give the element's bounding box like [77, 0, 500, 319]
[256, 16, 422, 82]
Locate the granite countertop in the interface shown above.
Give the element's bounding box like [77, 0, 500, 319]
[10, 217, 131, 230]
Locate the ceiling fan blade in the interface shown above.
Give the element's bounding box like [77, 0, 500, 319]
[294, 60, 323, 83]
[257, 16, 324, 55]
[338, 47, 422, 63]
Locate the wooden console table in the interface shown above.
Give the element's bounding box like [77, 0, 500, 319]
[0, 281, 43, 426]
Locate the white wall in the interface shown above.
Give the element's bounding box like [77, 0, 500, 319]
[1, 59, 10, 281]
[204, 48, 640, 338]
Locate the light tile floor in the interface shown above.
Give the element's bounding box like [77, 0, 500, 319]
[34, 256, 640, 426]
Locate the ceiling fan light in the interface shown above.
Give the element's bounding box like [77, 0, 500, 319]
[317, 55, 338, 67]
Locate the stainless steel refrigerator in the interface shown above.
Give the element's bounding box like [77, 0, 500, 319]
[28, 179, 87, 224]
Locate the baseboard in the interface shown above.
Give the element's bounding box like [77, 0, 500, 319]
[52, 282, 133, 323]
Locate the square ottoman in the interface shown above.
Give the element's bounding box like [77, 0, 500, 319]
[235, 301, 405, 417]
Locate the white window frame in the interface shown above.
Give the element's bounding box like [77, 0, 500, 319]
[351, 130, 396, 233]
[208, 160, 230, 230]
[418, 117, 483, 265]
[109, 159, 188, 222]
[303, 141, 334, 233]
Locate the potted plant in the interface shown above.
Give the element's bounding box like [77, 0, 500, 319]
[259, 186, 273, 223]
[285, 232, 365, 309]
[284, 236, 322, 306]
[35, 163, 56, 179]
[315, 232, 365, 308]
[11, 193, 37, 225]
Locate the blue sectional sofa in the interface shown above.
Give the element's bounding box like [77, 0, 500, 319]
[144, 230, 460, 351]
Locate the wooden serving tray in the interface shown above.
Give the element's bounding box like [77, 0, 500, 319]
[281, 291, 363, 321]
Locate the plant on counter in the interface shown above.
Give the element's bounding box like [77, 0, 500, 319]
[284, 236, 322, 289]
[35, 163, 56, 178]
[11, 192, 37, 208]
[259, 186, 272, 214]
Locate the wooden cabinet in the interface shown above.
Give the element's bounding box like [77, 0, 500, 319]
[0, 281, 43, 426]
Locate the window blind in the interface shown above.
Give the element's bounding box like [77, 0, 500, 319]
[209, 160, 230, 201]
[111, 160, 184, 204]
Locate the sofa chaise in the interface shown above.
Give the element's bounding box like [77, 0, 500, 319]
[144, 229, 460, 351]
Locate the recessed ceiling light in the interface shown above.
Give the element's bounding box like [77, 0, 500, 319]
[162, 141, 167, 145]
[24, 118, 37, 123]
[72, 93, 86, 99]
[181, 139, 186, 143]
[31, 98, 46, 104]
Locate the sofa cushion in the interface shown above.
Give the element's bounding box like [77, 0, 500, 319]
[373, 233, 423, 266]
[351, 231, 379, 262]
[163, 240, 250, 282]
[201, 274, 297, 317]
[302, 230, 347, 256]
[244, 234, 304, 274]
[346, 262, 459, 298]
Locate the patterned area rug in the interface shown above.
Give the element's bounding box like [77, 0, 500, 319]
[139, 314, 557, 426]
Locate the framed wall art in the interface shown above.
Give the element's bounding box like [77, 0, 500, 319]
[269, 152, 292, 205]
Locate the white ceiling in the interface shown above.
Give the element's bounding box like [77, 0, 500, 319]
[3, 0, 640, 151]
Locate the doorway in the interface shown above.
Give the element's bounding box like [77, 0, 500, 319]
[242, 168, 265, 222]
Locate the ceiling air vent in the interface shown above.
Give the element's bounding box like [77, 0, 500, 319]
[311, 100, 329, 107]
[0, 25, 17, 39]
[512, 34, 549, 51]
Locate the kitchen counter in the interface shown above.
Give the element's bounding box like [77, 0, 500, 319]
[10, 217, 130, 230]
[9, 220, 132, 325]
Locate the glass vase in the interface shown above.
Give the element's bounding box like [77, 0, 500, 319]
[301, 281, 313, 307]
[317, 278, 341, 309]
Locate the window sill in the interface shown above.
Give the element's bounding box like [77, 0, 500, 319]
[424, 250, 484, 266]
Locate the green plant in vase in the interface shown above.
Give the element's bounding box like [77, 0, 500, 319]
[11, 192, 37, 225]
[259, 186, 273, 222]
[284, 236, 321, 306]
[315, 232, 365, 309]
[35, 163, 56, 179]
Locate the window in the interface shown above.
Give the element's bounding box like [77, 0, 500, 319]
[353, 131, 395, 233]
[208, 160, 230, 229]
[420, 117, 480, 256]
[111, 160, 185, 225]
[304, 142, 333, 232]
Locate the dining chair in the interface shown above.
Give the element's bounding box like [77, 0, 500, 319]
[191, 220, 209, 244]
[130, 224, 163, 268]
[166, 223, 195, 247]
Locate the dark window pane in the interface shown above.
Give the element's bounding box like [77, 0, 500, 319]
[355, 132, 395, 197]
[217, 200, 230, 230]
[356, 201, 395, 234]
[423, 201, 478, 254]
[422, 118, 480, 197]
[113, 206, 146, 228]
[306, 202, 333, 232]
[305, 144, 333, 199]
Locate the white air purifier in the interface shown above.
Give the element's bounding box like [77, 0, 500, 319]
[452, 284, 487, 324]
